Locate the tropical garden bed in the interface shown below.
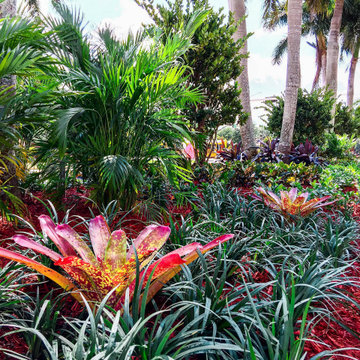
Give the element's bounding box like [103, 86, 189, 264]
[0, 160, 360, 359]
[0, 0, 360, 359]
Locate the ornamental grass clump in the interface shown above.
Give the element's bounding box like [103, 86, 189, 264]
[0, 215, 233, 310]
[254, 187, 336, 218]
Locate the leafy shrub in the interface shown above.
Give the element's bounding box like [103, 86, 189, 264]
[322, 132, 356, 159]
[218, 161, 256, 187]
[218, 141, 247, 161]
[354, 140, 360, 156]
[253, 138, 281, 163]
[263, 88, 333, 144]
[257, 162, 321, 186]
[219, 161, 321, 188]
[218, 126, 242, 143]
[319, 163, 360, 189]
[137, 0, 248, 163]
[334, 102, 360, 137]
[0, 16, 50, 218]
[289, 139, 322, 165]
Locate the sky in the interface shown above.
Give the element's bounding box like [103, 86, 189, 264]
[36, 0, 359, 124]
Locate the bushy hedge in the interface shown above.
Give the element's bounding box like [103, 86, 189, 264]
[263, 88, 333, 144]
[263, 88, 360, 144]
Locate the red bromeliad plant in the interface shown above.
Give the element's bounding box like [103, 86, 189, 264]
[254, 187, 336, 218]
[0, 215, 233, 310]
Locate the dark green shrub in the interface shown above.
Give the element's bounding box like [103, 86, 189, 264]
[322, 132, 356, 159]
[264, 88, 333, 144]
[136, 0, 248, 163]
[334, 102, 360, 137]
[218, 126, 242, 143]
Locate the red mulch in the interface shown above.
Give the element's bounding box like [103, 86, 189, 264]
[303, 205, 360, 359]
[304, 261, 360, 358]
[0, 328, 28, 360]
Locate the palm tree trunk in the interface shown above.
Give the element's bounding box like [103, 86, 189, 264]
[347, 41, 359, 109]
[312, 33, 327, 91]
[321, 46, 327, 85]
[325, 0, 344, 126]
[228, 0, 257, 156]
[278, 0, 302, 155]
[312, 36, 322, 91]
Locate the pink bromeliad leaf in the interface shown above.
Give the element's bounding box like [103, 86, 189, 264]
[0, 247, 83, 304]
[13, 235, 62, 262]
[256, 187, 337, 218]
[287, 187, 298, 202]
[126, 225, 171, 266]
[118, 253, 186, 307]
[104, 229, 127, 271]
[55, 224, 98, 266]
[55, 256, 113, 298]
[88, 215, 111, 261]
[39, 215, 77, 257]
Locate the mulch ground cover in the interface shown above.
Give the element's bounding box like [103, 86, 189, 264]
[0, 188, 360, 359]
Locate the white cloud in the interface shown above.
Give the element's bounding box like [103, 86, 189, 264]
[98, 0, 153, 39]
[251, 26, 287, 41]
[30, 0, 360, 107]
[37, 0, 51, 15]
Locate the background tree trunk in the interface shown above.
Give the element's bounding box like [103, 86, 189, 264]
[228, 0, 257, 156]
[312, 33, 327, 91]
[312, 36, 322, 90]
[278, 0, 302, 155]
[321, 49, 327, 84]
[325, 0, 344, 126]
[347, 41, 359, 109]
[0, 0, 16, 17]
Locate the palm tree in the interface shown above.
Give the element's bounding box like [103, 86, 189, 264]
[0, 0, 16, 90]
[35, 4, 204, 208]
[0, 15, 49, 214]
[263, 3, 331, 91]
[341, 0, 360, 109]
[325, 0, 344, 124]
[228, 0, 256, 155]
[278, 0, 302, 155]
[266, 6, 330, 91]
